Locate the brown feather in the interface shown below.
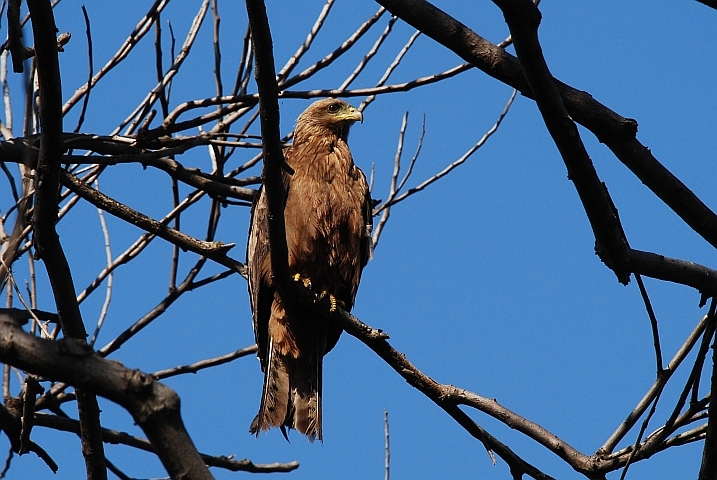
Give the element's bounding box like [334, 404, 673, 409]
[248, 99, 372, 442]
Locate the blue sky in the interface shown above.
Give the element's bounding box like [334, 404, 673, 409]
[3, 1, 717, 479]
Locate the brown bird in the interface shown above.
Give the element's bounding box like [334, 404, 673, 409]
[247, 98, 372, 441]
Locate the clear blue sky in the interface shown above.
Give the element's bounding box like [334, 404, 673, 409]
[5, 1, 717, 479]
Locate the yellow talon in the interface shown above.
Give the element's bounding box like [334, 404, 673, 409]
[292, 273, 312, 289]
[319, 291, 345, 313]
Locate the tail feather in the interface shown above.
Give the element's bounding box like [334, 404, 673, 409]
[251, 339, 323, 442]
[250, 339, 290, 436]
[290, 353, 322, 442]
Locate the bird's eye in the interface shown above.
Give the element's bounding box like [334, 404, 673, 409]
[327, 103, 340, 114]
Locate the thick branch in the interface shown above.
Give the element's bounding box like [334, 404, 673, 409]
[286, 280, 556, 478]
[493, 0, 630, 283]
[695, 0, 717, 10]
[628, 249, 717, 296]
[0, 314, 213, 480]
[0, 404, 57, 473]
[245, 0, 292, 296]
[26, 1, 106, 477]
[6, 0, 32, 73]
[374, 0, 717, 254]
[63, 153, 257, 201]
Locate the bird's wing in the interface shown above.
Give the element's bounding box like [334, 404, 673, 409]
[247, 186, 272, 370]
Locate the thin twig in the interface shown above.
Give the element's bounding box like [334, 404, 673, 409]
[72, 5, 93, 133]
[384, 409, 390, 480]
[277, 0, 336, 81]
[600, 313, 712, 453]
[63, 0, 172, 115]
[395, 114, 424, 195]
[88, 178, 113, 346]
[339, 15, 397, 91]
[360, 29, 421, 111]
[634, 273, 663, 374]
[375, 88, 516, 213]
[372, 112, 407, 249]
[152, 345, 257, 379]
[618, 385, 665, 480]
[279, 6, 386, 90]
[98, 256, 208, 356]
[121, 0, 210, 135]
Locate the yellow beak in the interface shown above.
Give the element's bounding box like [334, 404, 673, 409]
[343, 107, 363, 124]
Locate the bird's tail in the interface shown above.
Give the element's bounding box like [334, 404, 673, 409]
[250, 339, 323, 442]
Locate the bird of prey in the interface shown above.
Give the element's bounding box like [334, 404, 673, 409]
[247, 98, 372, 442]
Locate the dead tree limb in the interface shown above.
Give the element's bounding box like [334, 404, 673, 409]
[491, 0, 631, 283]
[0, 313, 214, 480]
[26, 1, 106, 477]
[374, 0, 717, 256]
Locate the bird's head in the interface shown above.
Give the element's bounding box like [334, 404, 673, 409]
[294, 98, 363, 143]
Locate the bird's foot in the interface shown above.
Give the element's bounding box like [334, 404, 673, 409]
[292, 273, 312, 290]
[318, 291, 345, 313]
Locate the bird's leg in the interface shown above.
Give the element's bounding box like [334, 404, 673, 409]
[292, 274, 344, 312]
[292, 273, 312, 290]
[317, 290, 345, 313]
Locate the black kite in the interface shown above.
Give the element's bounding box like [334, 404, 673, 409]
[247, 99, 372, 441]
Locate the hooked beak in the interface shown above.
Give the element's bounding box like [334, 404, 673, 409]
[345, 107, 363, 124]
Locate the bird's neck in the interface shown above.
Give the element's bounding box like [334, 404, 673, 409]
[294, 124, 349, 145]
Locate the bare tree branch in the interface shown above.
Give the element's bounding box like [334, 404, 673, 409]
[279, 6, 387, 90]
[321, 298, 556, 479]
[26, 1, 106, 477]
[375, 88, 515, 214]
[0, 2, 711, 477]
[33, 413, 299, 474]
[492, 0, 630, 283]
[58, 169, 245, 274]
[628, 249, 717, 297]
[695, 0, 717, 11]
[152, 345, 257, 380]
[6, 0, 32, 73]
[276, 0, 337, 81]
[374, 0, 717, 256]
[245, 0, 292, 297]
[72, 5, 93, 134]
[62, 0, 172, 115]
[600, 313, 712, 454]
[698, 326, 717, 480]
[0, 313, 213, 480]
[384, 409, 390, 480]
[122, 0, 210, 136]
